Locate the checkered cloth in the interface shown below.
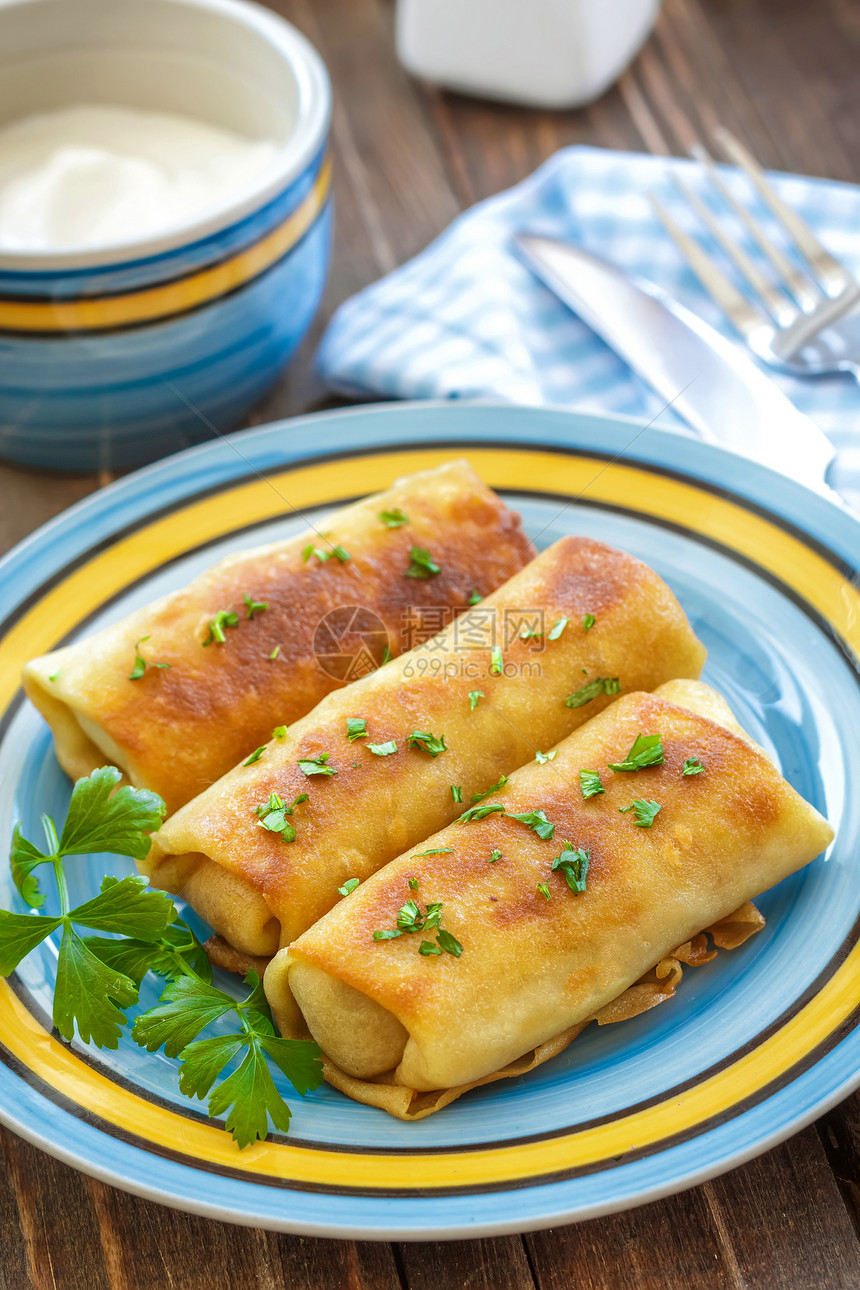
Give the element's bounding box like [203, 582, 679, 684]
[316, 146, 860, 467]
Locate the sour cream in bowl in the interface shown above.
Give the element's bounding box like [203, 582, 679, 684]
[0, 0, 331, 472]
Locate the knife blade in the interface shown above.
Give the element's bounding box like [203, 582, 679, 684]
[515, 233, 845, 502]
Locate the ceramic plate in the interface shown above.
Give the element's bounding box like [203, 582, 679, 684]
[0, 402, 857, 1239]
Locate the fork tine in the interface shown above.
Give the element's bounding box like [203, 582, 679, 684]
[713, 128, 853, 297]
[689, 142, 820, 312]
[673, 176, 798, 326]
[649, 195, 768, 343]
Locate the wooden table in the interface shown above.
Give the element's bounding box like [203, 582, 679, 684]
[3, 1, 860, 1285]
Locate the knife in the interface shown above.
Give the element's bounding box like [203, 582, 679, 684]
[514, 233, 853, 507]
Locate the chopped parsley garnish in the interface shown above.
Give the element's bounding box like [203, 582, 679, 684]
[379, 508, 409, 528]
[48, 671, 61, 682]
[507, 809, 555, 840]
[346, 718, 368, 742]
[254, 791, 308, 841]
[469, 690, 484, 710]
[468, 590, 482, 605]
[419, 940, 442, 956]
[459, 802, 507, 823]
[408, 877, 420, 891]
[405, 546, 441, 579]
[129, 636, 171, 681]
[368, 740, 398, 757]
[272, 726, 287, 739]
[297, 753, 337, 777]
[338, 878, 360, 897]
[548, 617, 569, 641]
[683, 757, 705, 776]
[407, 730, 448, 757]
[490, 646, 503, 675]
[470, 775, 508, 802]
[332, 545, 350, 563]
[535, 750, 556, 765]
[608, 733, 664, 772]
[372, 929, 402, 942]
[582, 614, 596, 632]
[381, 645, 392, 665]
[579, 769, 605, 799]
[268, 646, 280, 660]
[536, 882, 551, 901]
[303, 543, 329, 563]
[552, 843, 589, 893]
[243, 746, 266, 766]
[451, 785, 463, 803]
[243, 593, 268, 619]
[620, 799, 662, 827]
[436, 929, 463, 957]
[565, 677, 621, 708]
[489, 849, 502, 863]
[519, 627, 543, 641]
[412, 848, 454, 857]
[203, 609, 239, 646]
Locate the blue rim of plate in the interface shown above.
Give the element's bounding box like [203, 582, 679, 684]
[0, 400, 858, 1239]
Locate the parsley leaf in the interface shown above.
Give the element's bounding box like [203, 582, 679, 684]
[368, 740, 398, 757]
[536, 882, 551, 901]
[608, 733, 665, 772]
[411, 848, 454, 857]
[372, 928, 402, 941]
[579, 770, 605, 799]
[272, 725, 287, 739]
[0, 910, 61, 975]
[683, 757, 705, 776]
[132, 974, 239, 1057]
[436, 929, 463, 957]
[407, 730, 447, 757]
[408, 877, 420, 891]
[243, 746, 266, 767]
[419, 940, 442, 956]
[507, 809, 555, 840]
[552, 843, 590, 893]
[203, 609, 239, 646]
[582, 614, 596, 632]
[490, 646, 503, 675]
[379, 508, 409, 528]
[337, 878, 360, 897]
[56, 767, 166, 864]
[451, 785, 462, 803]
[548, 617, 568, 640]
[489, 849, 502, 863]
[254, 791, 306, 842]
[620, 799, 662, 827]
[471, 775, 508, 802]
[243, 593, 268, 619]
[346, 718, 368, 741]
[298, 754, 337, 777]
[268, 646, 281, 661]
[565, 677, 621, 708]
[54, 925, 140, 1047]
[535, 750, 556, 764]
[458, 802, 507, 823]
[405, 546, 441, 579]
[302, 544, 331, 564]
[468, 690, 484, 710]
[468, 590, 482, 605]
[129, 636, 171, 681]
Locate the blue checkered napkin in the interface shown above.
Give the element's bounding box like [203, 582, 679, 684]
[315, 146, 860, 460]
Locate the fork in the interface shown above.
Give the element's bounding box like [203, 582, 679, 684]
[651, 128, 860, 382]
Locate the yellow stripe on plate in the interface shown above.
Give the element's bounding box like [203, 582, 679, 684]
[0, 158, 331, 334]
[1, 444, 857, 1188]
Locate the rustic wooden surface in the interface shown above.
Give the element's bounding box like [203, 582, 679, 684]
[2, 0, 860, 1285]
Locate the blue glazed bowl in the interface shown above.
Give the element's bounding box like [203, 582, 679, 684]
[0, 0, 331, 472]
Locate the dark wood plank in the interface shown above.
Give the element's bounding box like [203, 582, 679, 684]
[397, 1235, 536, 1290]
[1, 1127, 110, 1290]
[704, 1128, 860, 1289]
[85, 1176, 403, 1290]
[526, 1184, 733, 1290]
[817, 1091, 860, 1238]
[0, 1131, 33, 1290]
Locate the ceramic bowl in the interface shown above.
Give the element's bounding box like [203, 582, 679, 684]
[0, 0, 331, 472]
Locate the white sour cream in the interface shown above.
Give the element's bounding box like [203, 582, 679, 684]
[0, 104, 279, 252]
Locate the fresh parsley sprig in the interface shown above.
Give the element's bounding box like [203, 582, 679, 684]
[3, 768, 323, 1146]
[608, 733, 664, 772]
[565, 677, 621, 709]
[133, 970, 323, 1148]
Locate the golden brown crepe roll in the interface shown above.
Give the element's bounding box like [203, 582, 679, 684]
[23, 460, 532, 813]
[144, 537, 706, 956]
[273, 679, 833, 1116]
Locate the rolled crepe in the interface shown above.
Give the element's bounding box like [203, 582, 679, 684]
[272, 679, 833, 1117]
[23, 460, 532, 813]
[144, 537, 706, 956]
